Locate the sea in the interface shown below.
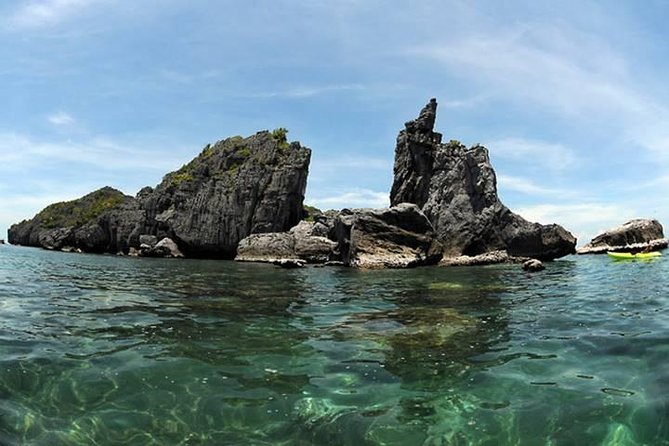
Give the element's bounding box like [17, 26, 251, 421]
[0, 244, 667, 445]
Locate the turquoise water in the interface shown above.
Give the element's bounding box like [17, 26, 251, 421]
[0, 246, 667, 445]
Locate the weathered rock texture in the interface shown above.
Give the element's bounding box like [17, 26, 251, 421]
[8, 130, 310, 258]
[235, 221, 337, 264]
[335, 204, 443, 268]
[440, 250, 520, 267]
[577, 219, 668, 254]
[236, 203, 443, 268]
[390, 99, 576, 261]
[7, 187, 142, 253]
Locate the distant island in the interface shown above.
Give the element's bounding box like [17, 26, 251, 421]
[9, 99, 663, 267]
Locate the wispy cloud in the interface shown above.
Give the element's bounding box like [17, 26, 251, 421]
[515, 202, 635, 245]
[48, 111, 76, 127]
[310, 155, 392, 173]
[244, 83, 366, 99]
[0, 132, 190, 173]
[307, 189, 389, 210]
[497, 175, 570, 197]
[7, 0, 95, 29]
[487, 137, 578, 171]
[407, 25, 669, 164]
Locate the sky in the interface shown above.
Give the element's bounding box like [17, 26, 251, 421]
[2, 0, 669, 245]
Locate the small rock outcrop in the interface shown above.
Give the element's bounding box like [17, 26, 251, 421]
[440, 250, 515, 267]
[335, 204, 443, 268]
[522, 259, 545, 272]
[236, 203, 443, 268]
[8, 187, 141, 253]
[577, 219, 668, 254]
[8, 130, 310, 258]
[390, 99, 576, 261]
[235, 221, 337, 264]
[139, 237, 184, 258]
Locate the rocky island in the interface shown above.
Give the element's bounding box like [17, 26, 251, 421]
[9, 129, 310, 258]
[577, 219, 668, 254]
[9, 99, 577, 267]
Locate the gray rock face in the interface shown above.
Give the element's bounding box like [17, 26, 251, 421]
[139, 131, 310, 258]
[8, 187, 141, 254]
[440, 250, 514, 267]
[236, 203, 442, 268]
[522, 259, 545, 272]
[8, 131, 310, 258]
[337, 203, 443, 268]
[577, 219, 668, 254]
[235, 221, 337, 264]
[140, 237, 184, 258]
[390, 99, 576, 261]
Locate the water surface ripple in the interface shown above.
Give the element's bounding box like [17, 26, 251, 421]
[0, 246, 667, 445]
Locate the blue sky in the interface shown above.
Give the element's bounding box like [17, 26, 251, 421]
[2, 0, 669, 245]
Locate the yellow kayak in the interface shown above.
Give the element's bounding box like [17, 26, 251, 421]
[607, 251, 661, 260]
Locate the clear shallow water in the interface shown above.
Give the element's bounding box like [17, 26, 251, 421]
[0, 246, 667, 445]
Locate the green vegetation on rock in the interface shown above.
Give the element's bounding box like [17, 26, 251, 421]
[303, 204, 322, 222]
[272, 128, 290, 152]
[38, 188, 126, 229]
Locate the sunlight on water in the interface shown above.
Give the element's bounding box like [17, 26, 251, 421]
[0, 245, 667, 445]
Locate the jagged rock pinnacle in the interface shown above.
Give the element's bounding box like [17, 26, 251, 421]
[406, 98, 437, 132]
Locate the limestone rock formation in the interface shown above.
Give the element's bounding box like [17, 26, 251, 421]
[236, 203, 443, 268]
[236, 221, 337, 264]
[334, 204, 443, 268]
[138, 130, 310, 257]
[8, 130, 310, 258]
[8, 187, 141, 253]
[390, 99, 576, 261]
[577, 219, 668, 254]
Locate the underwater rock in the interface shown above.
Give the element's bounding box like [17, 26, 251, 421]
[440, 250, 523, 266]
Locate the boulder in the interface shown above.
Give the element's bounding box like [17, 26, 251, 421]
[335, 203, 443, 268]
[440, 250, 515, 267]
[139, 234, 158, 248]
[235, 232, 300, 262]
[235, 204, 442, 268]
[577, 219, 668, 254]
[140, 237, 184, 258]
[235, 221, 337, 264]
[389, 99, 576, 261]
[522, 259, 545, 272]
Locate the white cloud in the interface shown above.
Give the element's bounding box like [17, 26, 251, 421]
[307, 189, 389, 210]
[245, 84, 366, 99]
[487, 138, 578, 170]
[408, 28, 638, 118]
[515, 203, 636, 245]
[48, 111, 76, 127]
[7, 0, 95, 29]
[310, 155, 392, 173]
[497, 175, 570, 197]
[407, 25, 669, 164]
[0, 132, 190, 173]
